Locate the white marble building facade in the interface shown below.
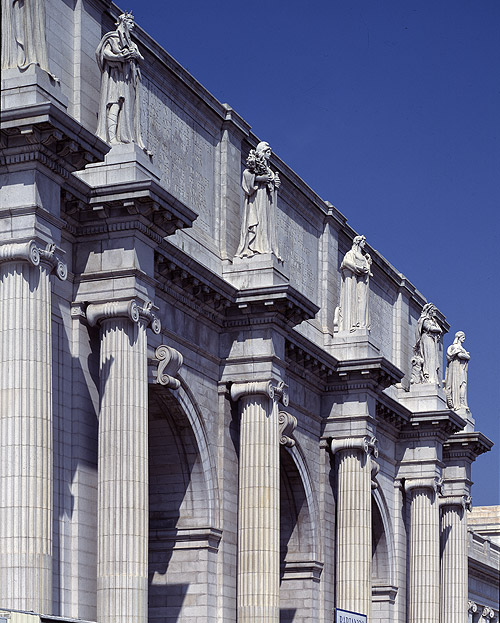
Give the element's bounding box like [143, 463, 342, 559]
[0, 2, 498, 623]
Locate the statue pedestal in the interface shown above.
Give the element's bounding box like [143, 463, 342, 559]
[454, 407, 475, 432]
[327, 329, 381, 361]
[74, 143, 162, 186]
[1, 66, 68, 111]
[223, 254, 288, 291]
[398, 383, 449, 413]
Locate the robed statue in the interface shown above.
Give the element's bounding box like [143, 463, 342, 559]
[95, 12, 146, 148]
[1, 0, 55, 77]
[334, 235, 372, 332]
[413, 303, 443, 385]
[235, 141, 281, 260]
[445, 331, 470, 411]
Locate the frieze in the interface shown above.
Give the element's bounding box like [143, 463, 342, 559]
[140, 79, 215, 236]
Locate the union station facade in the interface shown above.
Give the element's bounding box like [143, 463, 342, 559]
[0, 1, 498, 623]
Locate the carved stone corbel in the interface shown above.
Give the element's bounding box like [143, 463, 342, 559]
[278, 411, 297, 447]
[155, 345, 183, 389]
[371, 459, 380, 490]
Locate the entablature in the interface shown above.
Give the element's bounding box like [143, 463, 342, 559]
[324, 356, 403, 394]
[443, 431, 494, 463]
[399, 409, 467, 442]
[0, 102, 108, 177]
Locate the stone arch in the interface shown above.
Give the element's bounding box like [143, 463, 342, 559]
[279, 442, 322, 623]
[372, 487, 397, 618]
[147, 375, 220, 623]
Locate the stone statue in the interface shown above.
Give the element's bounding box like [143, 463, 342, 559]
[334, 235, 372, 332]
[410, 348, 425, 384]
[95, 12, 146, 148]
[445, 331, 470, 411]
[1, 0, 55, 77]
[235, 141, 281, 260]
[413, 303, 443, 385]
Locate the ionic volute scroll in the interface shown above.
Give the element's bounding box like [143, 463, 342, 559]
[39, 243, 67, 281]
[273, 380, 289, 407]
[154, 345, 183, 390]
[138, 300, 161, 334]
[482, 606, 496, 621]
[279, 411, 297, 448]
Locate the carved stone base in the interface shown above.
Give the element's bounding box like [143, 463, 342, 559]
[1, 66, 67, 111]
[223, 253, 288, 290]
[75, 142, 161, 186]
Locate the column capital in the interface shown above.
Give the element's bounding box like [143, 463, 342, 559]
[86, 299, 161, 333]
[482, 606, 496, 620]
[468, 601, 478, 614]
[230, 379, 289, 406]
[0, 240, 67, 280]
[330, 435, 378, 458]
[39, 243, 67, 280]
[404, 477, 440, 495]
[439, 494, 472, 511]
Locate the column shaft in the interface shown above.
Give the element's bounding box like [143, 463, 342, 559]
[238, 394, 280, 623]
[97, 317, 148, 623]
[336, 448, 372, 619]
[440, 503, 468, 623]
[0, 262, 53, 612]
[408, 486, 440, 623]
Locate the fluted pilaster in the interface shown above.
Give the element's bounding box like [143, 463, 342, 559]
[89, 300, 160, 623]
[406, 478, 440, 623]
[440, 496, 470, 623]
[231, 380, 288, 623]
[330, 436, 377, 619]
[0, 240, 66, 613]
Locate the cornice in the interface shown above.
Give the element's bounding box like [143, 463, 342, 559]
[443, 431, 494, 462]
[376, 392, 412, 431]
[399, 409, 467, 441]
[284, 334, 338, 382]
[0, 101, 108, 176]
[62, 177, 197, 241]
[225, 282, 319, 329]
[155, 245, 236, 320]
[324, 356, 403, 393]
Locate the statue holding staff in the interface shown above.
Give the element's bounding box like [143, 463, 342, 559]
[95, 12, 146, 148]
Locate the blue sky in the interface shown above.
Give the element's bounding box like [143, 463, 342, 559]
[126, 0, 500, 505]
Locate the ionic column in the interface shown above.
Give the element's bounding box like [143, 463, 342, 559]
[0, 240, 66, 613]
[87, 300, 160, 623]
[231, 380, 288, 623]
[405, 478, 440, 623]
[330, 436, 378, 620]
[440, 495, 471, 623]
[468, 601, 478, 623]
